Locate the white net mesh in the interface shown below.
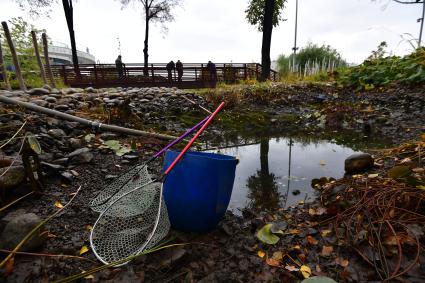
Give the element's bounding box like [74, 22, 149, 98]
[89, 165, 152, 213]
[90, 175, 170, 265]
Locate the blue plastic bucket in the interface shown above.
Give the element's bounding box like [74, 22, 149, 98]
[163, 150, 237, 232]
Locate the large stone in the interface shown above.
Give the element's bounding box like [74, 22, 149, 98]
[0, 166, 25, 190]
[68, 147, 94, 164]
[344, 153, 374, 174]
[54, 104, 70, 111]
[27, 88, 50, 96]
[31, 99, 48, 107]
[48, 128, 67, 138]
[0, 213, 46, 251]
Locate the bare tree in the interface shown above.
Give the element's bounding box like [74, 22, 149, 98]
[120, 0, 181, 75]
[13, 0, 80, 72]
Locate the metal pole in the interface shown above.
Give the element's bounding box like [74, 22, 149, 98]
[419, 0, 425, 47]
[292, 0, 299, 71]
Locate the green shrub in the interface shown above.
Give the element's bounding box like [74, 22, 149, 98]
[338, 43, 425, 90]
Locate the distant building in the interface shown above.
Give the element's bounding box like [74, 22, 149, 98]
[47, 41, 95, 65]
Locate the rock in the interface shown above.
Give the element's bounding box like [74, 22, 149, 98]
[85, 87, 97, 93]
[43, 84, 52, 91]
[54, 104, 70, 111]
[344, 153, 374, 174]
[41, 162, 65, 171]
[45, 96, 57, 103]
[48, 128, 67, 138]
[27, 88, 50, 95]
[0, 213, 46, 251]
[68, 147, 94, 164]
[0, 166, 25, 190]
[61, 171, 74, 182]
[69, 138, 83, 149]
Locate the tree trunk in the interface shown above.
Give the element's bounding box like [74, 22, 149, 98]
[31, 31, 48, 86]
[62, 0, 79, 75]
[1, 21, 26, 91]
[0, 35, 11, 90]
[143, 11, 149, 76]
[42, 33, 56, 88]
[261, 0, 275, 81]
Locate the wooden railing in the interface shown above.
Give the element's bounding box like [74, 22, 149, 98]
[53, 63, 279, 89]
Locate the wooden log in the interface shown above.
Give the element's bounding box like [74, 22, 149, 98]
[30, 31, 48, 86]
[41, 33, 56, 88]
[0, 35, 11, 90]
[1, 21, 26, 91]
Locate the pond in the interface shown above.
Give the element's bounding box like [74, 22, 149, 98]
[209, 137, 359, 214]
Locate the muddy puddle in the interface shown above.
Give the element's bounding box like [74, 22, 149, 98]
[208, 137, 361, 214]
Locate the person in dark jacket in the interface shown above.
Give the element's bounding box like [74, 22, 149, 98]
[115, 55, 125, 79]
[176, 60, 183, 82]
[166, 60, 175, 82]
[206, 60, 217, 81]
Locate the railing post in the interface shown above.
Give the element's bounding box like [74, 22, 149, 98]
[244, 64, 247, 80]
[62, 65, 68, 85]
[201, 64, 204, 82]
[94, 64, 98, 87]
[151, 64, 154, 82]
[195, 67, 198, 81]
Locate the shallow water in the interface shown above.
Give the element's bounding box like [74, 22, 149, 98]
[209, 137, 359, 214]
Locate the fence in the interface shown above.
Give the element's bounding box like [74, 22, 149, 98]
[54, 63, 279, 89]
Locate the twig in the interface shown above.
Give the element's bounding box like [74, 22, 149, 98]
[0, 191, 34, 213]
[0, 120, 27, 149]
[0, 249, 96, 263]
[0, 186, 82, 269]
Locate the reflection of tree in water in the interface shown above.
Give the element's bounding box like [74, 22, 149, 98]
[247, 138, 280, 212]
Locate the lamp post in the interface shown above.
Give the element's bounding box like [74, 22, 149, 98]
[292, 0, 299, 72]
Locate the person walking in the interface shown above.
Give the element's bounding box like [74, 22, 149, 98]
[115, 55, 126, 79]
[166, 60, 175, 82]
[176, 60, 183, 82]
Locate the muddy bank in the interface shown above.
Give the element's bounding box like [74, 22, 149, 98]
[0, 84, 424, 282]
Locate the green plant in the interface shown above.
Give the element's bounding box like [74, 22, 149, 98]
[338, 44, 425, 90]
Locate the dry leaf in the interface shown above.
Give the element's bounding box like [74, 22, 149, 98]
[272, 251, 284, 260]
[316, 264, 322, 273]
[368, 173, 379, 178]
[319, 160, 326, 166]
[285, 265, 299, 272]
[257, 250, 266, 258]
[4, 256, 14, 276]
[321, 246, 333, 256]
[321, 229, 332, 237]
[289, 229, 301, 235]
[54, 201, 64, 209]
[80, 245, 90, 255]
[412, 168, 424, 173]
[306, 235, 318, 245]
[309, 207, 327, 216]
[85, 225, 93, 231]
[300, 265, 312, 279]
[336, 257, 349, 267]
[265, 258, 281, 267]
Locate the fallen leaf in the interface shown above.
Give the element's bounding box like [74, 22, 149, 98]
[412, 168, 424, 173]
[316, 265, 322, 273]
[306, 235, 318, 245]
[285, 265, 299, 272]
[292, 245, 301, 250]
[400, 157, 412, 164]
[309, 207, 327, 216]
[256, 224, 280, 245]
[257, 250, 266, 258]
[272, 251, 284, 260]
[4, 256, 14, 276]
[300, 265, 312, 279]
[289, 229, 301, 235]
[301, 276, 338, 283]
[319, 160, 326, 166]
[388, 166, 411, 179]
[417, 185, 425, 191]
[335, 257, 349, 267]
[80, 245, 89, 255]
[266, 258, 281, 267]
[368, 173, 379, 178]
[321, 246, 333, 256]
[54, 201, 64, 209]
[321, 229, 332, 237]
[85, 225, 93, 231]
[84, 274, 94, 280]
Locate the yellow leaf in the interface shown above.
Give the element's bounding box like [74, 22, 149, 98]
[257, 250, 265, 258]
[321, 229, 332, 237]
[368, 173, 379, 178]
[417, 185, 425, 191]
[54, 201, 64, 209]
[80, 245, 89, 255]
[265, 258, 281, 267]
[85, 225, 93, 231]
[421, 134, 425, 141]
[272, 251, 284, 260]
[336, 257, 349, 267]
[300, 265, 312, 279]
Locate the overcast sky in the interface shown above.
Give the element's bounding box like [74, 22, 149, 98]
[0, 0, 423, 64]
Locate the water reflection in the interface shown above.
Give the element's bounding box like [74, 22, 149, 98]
[209, 137, 358, 214]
